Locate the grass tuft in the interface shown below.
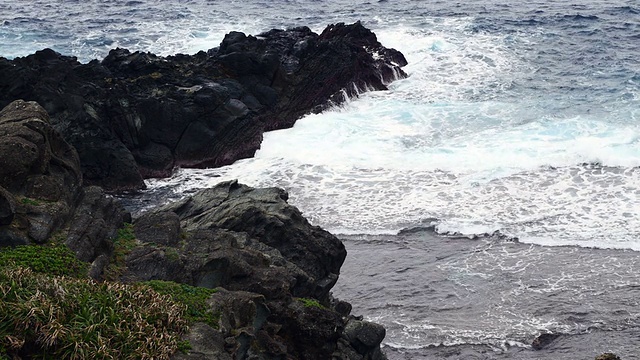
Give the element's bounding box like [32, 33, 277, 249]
[20, 197, 40, 206]
[143, 280, 219, 328]
[0, 266, 188, 360]
[103, 223, 138, 280]
[296, 297, 326, 309]
[177, 340, 192, 354]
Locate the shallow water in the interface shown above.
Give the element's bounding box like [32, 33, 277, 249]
[333, 230, 640, 358]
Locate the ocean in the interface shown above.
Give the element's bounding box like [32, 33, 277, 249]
[2, 0, 639, 358]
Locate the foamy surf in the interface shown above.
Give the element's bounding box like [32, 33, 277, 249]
[137, 11, 638, 252]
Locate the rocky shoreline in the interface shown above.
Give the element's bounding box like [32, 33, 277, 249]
[0, 21, 407, 192]
[0, 23, 405, 359]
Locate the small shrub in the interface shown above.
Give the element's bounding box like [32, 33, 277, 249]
[165, 247, 181, 262]
[0, 267, 188, 360]
[0, 243, 87, 278]
[296, 297, 326, 309]
[20, 197, 40, 206]
[143, 280, 219, 328]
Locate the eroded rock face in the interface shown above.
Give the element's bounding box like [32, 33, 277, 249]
[0, 187, 15, 226]
[0, 100, 82, 244]
[0, 100, 129, 276]
[0, 22, 406, 191]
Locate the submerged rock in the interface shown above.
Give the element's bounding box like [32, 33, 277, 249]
[595, 354, 621, 360]
[0, 22, 407, 191]
[531, 332, 560, 350]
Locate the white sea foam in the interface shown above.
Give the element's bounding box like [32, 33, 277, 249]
[148, 18, 640, 251]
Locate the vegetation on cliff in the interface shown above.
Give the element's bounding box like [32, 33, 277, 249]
[0, 266, 187, 359]
[0, 230, 218, 359]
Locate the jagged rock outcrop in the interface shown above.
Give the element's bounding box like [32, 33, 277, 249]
[0, 22, 407, 191]
[124, 180, 345, 300]
[0, 100, 130, 276]
[123, 180, 385, 359]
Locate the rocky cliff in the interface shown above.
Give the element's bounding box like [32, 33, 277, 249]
[0, 22, 407, 191]
[0, 99, 387, 359]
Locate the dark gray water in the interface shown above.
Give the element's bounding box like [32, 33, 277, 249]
[333, 231, 640, 359]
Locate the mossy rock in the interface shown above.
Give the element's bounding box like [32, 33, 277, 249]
[596, 354, 621, 360]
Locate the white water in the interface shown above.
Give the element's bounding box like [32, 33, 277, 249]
[148, 18, 640, 250]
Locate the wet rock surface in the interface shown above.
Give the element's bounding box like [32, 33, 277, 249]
[0, 22, 406, 191]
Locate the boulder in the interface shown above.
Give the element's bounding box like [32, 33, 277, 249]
[132, 180, 346, 300]
[595, 354, 621, 360]
[0, 100, 82, 245]
[66, 186, 131, 276]
[117, 180, 386, 359]
[122, 180, 345, 300]
[342, 318, 387, 360]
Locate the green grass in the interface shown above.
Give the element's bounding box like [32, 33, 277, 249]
[296, 297, 326, 309]
[0, 266, 188, 360]
[0, 243, 87, 278]
[176, 340, 192, 354]
[143, 280, 219, 328]
[103, 223, 138, 280]
[0, 225, 220, 359]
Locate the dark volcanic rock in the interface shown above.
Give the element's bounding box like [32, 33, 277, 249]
[343, 318, 387, 358]
[66, 186, 132, 278]
[0, 100, 130, 277]
[121, 180, 384, 359]
[0, 187, 15, 226]
[0, 100, 82, 244]
[0, 22, 406, 191]
[171, 322, 232, 360]
[169, 180, 346, 299]
[124, 180, 345, 301]
[0, 100, 388, 358]
[595, 354, 622, 360]
[531, 332, 560, 350]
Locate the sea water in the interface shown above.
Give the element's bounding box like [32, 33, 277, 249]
[2, 0, 639, 358]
